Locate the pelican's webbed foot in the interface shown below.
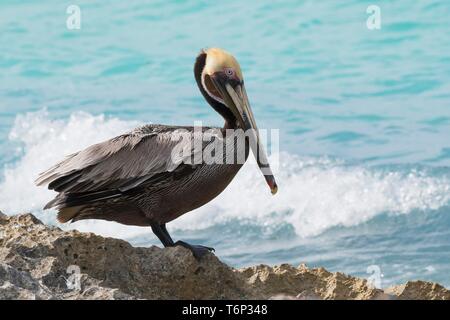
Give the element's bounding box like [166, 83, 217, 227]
[175, 240, 215, 259]
[151, 223, 214, 260]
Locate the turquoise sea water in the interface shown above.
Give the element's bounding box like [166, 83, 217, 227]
[1, 1, 450, 288]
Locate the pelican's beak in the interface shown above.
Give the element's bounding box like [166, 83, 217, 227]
[211, 74, 278, 195]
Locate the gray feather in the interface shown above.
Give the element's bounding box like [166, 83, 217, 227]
[36, 124, 221, 197]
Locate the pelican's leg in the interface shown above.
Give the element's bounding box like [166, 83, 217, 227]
[151, 223, 174, 247]
[152, 223, 214, 259]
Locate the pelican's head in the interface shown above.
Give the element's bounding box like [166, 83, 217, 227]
[194, 48, 278, 195]
[200, 48, 243, 107]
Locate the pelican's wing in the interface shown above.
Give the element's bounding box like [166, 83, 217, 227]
[36, 124, 219, 208]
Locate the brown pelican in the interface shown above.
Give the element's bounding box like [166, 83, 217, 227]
[35, 48, 278, 259]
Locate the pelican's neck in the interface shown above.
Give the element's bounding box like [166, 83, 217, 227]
[224, 119, 239, 129]
[194, 51, 237, 129]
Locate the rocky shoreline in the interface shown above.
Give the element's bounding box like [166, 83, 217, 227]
[0, 212, 448, 300]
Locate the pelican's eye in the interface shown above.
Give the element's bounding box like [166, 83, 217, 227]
[224, 68, 235, 78]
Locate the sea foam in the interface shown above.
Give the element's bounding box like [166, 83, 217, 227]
[1, 110, 450, 240]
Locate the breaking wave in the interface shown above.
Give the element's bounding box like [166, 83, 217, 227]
[1, 109, 450, 239]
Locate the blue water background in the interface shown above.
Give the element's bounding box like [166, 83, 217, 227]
[1, 1, 450, 287]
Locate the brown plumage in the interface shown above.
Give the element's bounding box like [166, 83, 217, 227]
[36, 48, 278, 259]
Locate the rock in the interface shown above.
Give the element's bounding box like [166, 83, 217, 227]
[0, 213, 251, 300]
[0, 213, 448, 300]
[240, 264, 389, 300]
[386, 281, 450, 300]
